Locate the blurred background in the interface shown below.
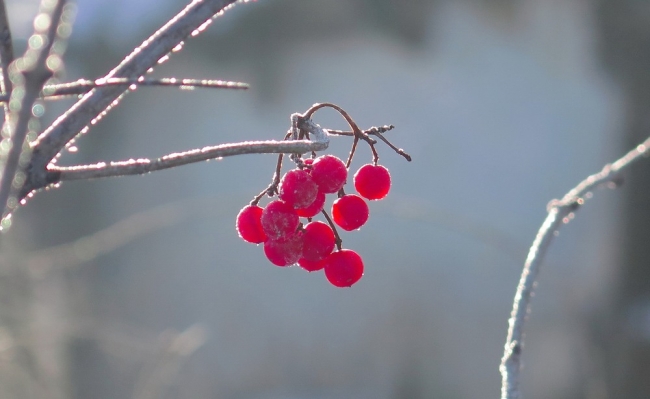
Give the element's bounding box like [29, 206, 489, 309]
[1, 0, 649, 398]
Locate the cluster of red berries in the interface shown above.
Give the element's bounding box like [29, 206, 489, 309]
[235, 103, 410, 288]
[236, 154, 391, 287]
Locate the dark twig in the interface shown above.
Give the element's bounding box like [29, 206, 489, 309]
[325, 125, 395, 136]
[373, 130, 411, 162]
[328, 126, 411, 162]
[500, 137, 650, 399]
[0, 0, 67, 223]
[0, 77, 249, 102]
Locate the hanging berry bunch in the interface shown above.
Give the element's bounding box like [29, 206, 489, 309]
[236, 103, 411, 287]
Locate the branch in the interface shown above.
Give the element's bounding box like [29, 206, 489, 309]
[50, 140, 328, 181]
[0, 0, 15, 115]
[0, 0, 66, 224]
[500, 138, 650, 399]
[28, 0, 240, 178]
[0, 77, 248, 102]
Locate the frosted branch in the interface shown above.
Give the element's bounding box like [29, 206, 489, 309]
[0, 0, 66, 222]
[51, 139, 329, 181]
[500, 137, 650, 399]
[0, 0, 14, 114]
[29, 0, 240, 174]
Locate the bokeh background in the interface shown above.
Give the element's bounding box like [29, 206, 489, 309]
[2, 0, 650, 398]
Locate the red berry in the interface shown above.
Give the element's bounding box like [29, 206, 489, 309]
[264, 231, 304, 266]
[296, 190, 326, 218]
[310, 155, 348, 194]
[323, 249, 364, 287]
[354, 164, 391, 200]
[331, 194, 369, 231]
[298, 257, 326, 272]
[236, 205, 267, 243]
[301, 221, 335, 262]
[279, 169, 318, 209]
[261, 200, 299, 239]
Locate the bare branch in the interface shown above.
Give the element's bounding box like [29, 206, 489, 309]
[0, 77, 248, 102]
[0, 0, 15, 115]
[500, 137, 650, 399]
[51, 139, 328, 182]
[0, 0, 66, 224]
[28, 0, 240, 177]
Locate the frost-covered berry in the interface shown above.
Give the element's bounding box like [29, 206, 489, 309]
[331, 194, 369, 231]
[261, 200, 299, 239]
[354, 164, 391, 200]
[296, 190, 326, 218]
[279, 169, 318, 209]
[323, 249, 364, 287]
[236, 205, 266, 244]
[264, 231, 304, 266]
[310, 155, 347, 194]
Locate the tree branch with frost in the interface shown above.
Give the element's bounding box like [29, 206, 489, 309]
[13, 0, 251, 215]
[50, 140, 327, 181]
[27, 0, 240, 174]
[500, 138, 650, 399]
[19, 112, 331, 197]
[0, 0, 67, 224]
[0, 0, 15, 118]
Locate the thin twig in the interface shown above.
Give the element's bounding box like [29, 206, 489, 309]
[0, 0, 66, 223]
[0, 77, 249, 102]
[28, 0, 240, 180]
[325, 125, 395, 136]
[500, 137, 650, 399]
[50, 139, 328, 182]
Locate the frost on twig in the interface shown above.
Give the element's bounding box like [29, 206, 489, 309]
[500, 138, 650, 399]
[0, 78, 248, 103]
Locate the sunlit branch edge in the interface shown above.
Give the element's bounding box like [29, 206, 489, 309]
[500, 137, 650, 399]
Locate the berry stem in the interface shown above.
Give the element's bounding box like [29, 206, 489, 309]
[321, 209, 343, 251]
[345, 136, 360, 169]
[373, 131, 412, 162]
[251, 131, 292, 205]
